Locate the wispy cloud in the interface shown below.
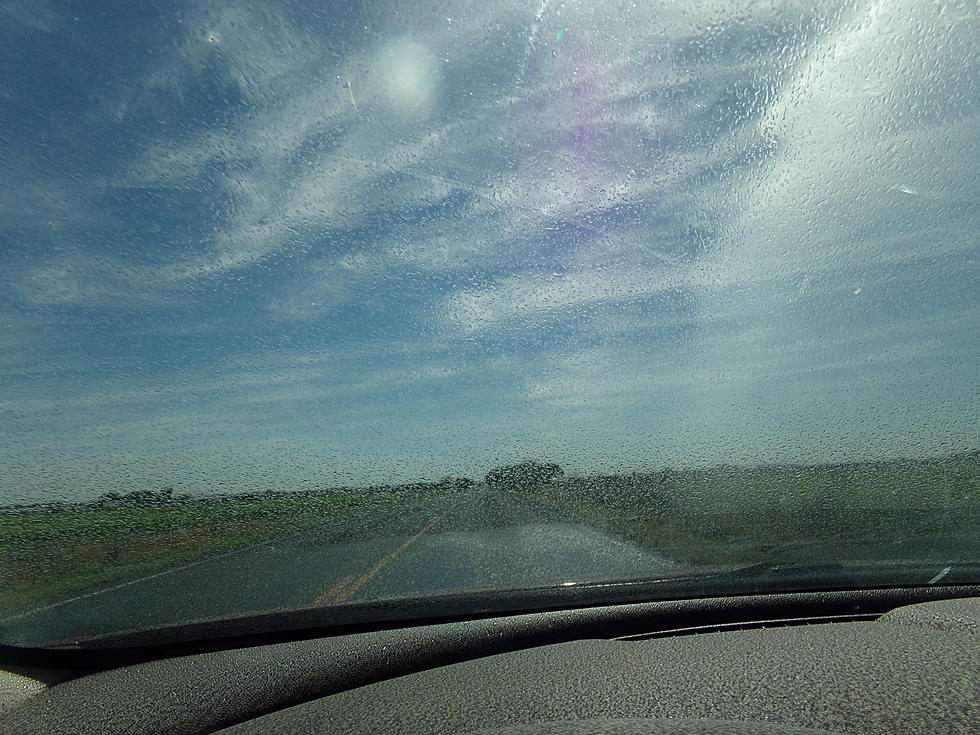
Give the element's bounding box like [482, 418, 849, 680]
[0, 0, 976, 499]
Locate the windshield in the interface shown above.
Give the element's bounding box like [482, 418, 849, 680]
[1, 0, 977, 649]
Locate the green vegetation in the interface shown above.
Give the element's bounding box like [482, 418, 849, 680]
[485, 460, 564, 492]
[528, 454, 980, 566]
[1, 456, 976, 618]
[0, 488, 441, 616]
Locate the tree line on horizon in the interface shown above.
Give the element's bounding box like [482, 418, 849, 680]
[5, 451, 974, 514]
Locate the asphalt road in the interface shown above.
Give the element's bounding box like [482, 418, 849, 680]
[2, 489, 685, 646]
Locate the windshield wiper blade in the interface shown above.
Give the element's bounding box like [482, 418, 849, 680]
[582, 560, 980, 596]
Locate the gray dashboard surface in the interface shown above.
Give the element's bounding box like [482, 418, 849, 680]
[0, 592, 977, 735]
[215, 597, 980, 735]
[0, 670, 43, 716]
[464, 720, 843, 735]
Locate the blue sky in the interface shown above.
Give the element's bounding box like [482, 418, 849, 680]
[1, 0, 977, 502]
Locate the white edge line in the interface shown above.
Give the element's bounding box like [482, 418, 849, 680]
[3, 496, 452, 628]
[0, 536, 275, 626]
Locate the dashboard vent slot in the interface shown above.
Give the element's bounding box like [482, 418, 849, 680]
[618, 613, 879, 641]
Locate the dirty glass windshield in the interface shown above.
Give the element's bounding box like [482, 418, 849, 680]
[1, 0, 977, 648]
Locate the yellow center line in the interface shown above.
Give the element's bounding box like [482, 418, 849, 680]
[313, 575, 356, 606]
[313, 512, 447, 606]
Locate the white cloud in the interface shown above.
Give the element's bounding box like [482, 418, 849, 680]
[443, 265, 690, 333]
[111, 0, 812, 295]
[2, 0, 976, 498]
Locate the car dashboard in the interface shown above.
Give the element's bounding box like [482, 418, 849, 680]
[0, 586, 977, 734]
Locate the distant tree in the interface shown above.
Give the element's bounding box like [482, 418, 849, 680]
[92, 487, 178, 508]
[485, 460, 563, 492]
[438, 476, 475, 492]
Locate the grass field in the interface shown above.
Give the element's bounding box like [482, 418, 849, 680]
[0, 491, 429, 616]
[529, 455, 980, 566]
[1, 455, 976, 618]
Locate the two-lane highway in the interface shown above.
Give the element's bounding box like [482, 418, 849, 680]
[1, 489, 686, 646]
